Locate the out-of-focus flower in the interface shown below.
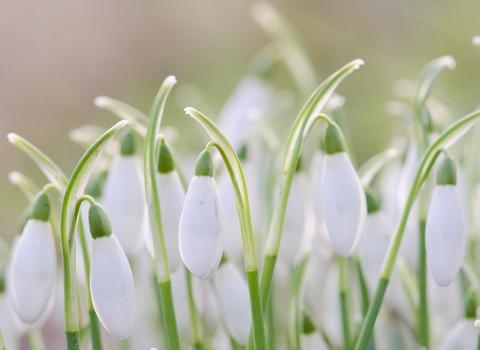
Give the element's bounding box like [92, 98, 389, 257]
[320, 123, 366, 257]
[179, 149, 223, 280]
[89, 202, 135, 340]
[144, 139, 184, 272]
[213, 262, 251, 345]
[9, 193, 56, 324]
[101, 131, 145, 256]
[426, 156, 466, 287]
[437, 319, 478, 350]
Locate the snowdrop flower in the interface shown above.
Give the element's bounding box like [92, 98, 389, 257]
[102, 131, 145, 256]
[320, 123, 366, 257]
[89, 202, 135, 340]
[426, 156, 466, 287]
[217, 75, 273, 153]
[437, 319, 478, 350]
[179, 149, 223, 280]
[9, 192, 56, 324]
[279, 160, 306, 266]
[213, 262, 251, 345]
[358, 187, 391, 291]
[144, 139, 184, 271]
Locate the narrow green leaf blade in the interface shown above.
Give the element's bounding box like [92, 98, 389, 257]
[95, 96, 148, 136]
[8, 133, 68, 191]
[8, 171, 41, 200]
[358, 148, 399, 186]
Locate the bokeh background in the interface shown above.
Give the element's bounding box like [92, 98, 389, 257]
[2, 0, 480, 241]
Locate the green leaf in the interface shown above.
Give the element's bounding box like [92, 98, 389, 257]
[143, 75, 177, 281]
[358, 148, 399, 186]
[8, 133, 68, 191]
[95, 96, 149, 136]
[62, 120, 128, 245]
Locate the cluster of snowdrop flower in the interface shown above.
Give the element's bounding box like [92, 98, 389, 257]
[3, 3, 480, 350]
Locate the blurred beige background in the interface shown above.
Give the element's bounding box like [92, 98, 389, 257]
[1, 0, 480, 240]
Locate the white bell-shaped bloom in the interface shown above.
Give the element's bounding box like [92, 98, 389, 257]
[320, 152, 366, 257]
[102, 154, 145, 256]
[90, 202, 135, 342]
[213, 262, 252, 345]
[358, 211, 391, 291]
[278, 172, 306, 266]
[217, 75, 273, 152]
[179, 172, 223, 280]
[426, 185, 466, 287]
[143, 171, 185, 272]
[9, 219, 56, 324]
[437, 319, 478, 350]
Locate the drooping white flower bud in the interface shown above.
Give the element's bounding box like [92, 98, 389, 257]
[89, 202, 135, 340]
[179, 149, 223, 280]
[143, 139, 184, 272]
[426, 156, 466, 287]
[358, 188, 391, 291]
[213, 262, 252, 345]
[102, 132, 145, 256]
[9, 193, 56, 324]
[437, 319, 478, 350]
[320, 123, 366, 257]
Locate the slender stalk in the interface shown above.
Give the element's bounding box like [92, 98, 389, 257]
[418, 220, 429, 349]
[89, 310, 103, 350]
[0, 328, 4, 350]
[355, 259, 370, 317]
[287, 253, 310, 350]
[354, 110, 480, 350]
[27, 330, 47, 350]
[66, 332, 80, 350]
[159, 281, 181, 350]
[338, 257, 351, 350]
[186, 271, 204, 350]
[477, 333, 480, 350]
[152, 273, 169, 350]
[266, 287, 276, 350]
[247, 270, 266, 350]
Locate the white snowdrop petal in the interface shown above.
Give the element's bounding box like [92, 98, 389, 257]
[320, 153, 366, 257]
[179, 176, 223, 280]
[426, 185, 466, 287]
[213, 262, 251, 345]
[438, 319, 478, 350]
[9, 220, 56, 324]
[90, 235, 135, 339]
[358, 212, 391, 291]
[279, 174, 306, 266]
[102, 156, 145, 255]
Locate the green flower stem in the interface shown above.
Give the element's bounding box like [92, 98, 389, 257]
[354, 109, 480, 350]
[186, 270, 204, 350]
[287, 253, 310, 350]
[89, 310, 103, 350]
[266, 287, 276, 350]
[418, 220, 429, 349]
[159, 281, 181, 350]
[144, 76, 180, 350]
[61, 121, 128, 350]
[186, 108, 266, 350]
[246, 60, 364, 350]
[338, 257, 351, 350]
[27, 330, 47, 350]
[152, 272, 169, 350]
[355, 259, 370, 317]
[477, 333, 480, 350]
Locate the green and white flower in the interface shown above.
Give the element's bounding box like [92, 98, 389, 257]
[89, 202, 135, 340]
[179, 149, 223, 280]
[9, 193, 56, 324]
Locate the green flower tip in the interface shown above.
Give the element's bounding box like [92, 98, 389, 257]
[237, 144, 248, 162]
[436, 156, 457, 186]
[365, 186, 381, 214]
[322, 123, 346, 155]
[466, 290, 477, 319]
[302, 313, 316, 334]
[30, 192, 50, 222]
[0, 275, 4, 294]
[86, 171, 107, 198]
[88, 203, 112, 239]
[195, 149, 214, 177]
[120, 131, 135, 156]
[158, 139, 175, 174]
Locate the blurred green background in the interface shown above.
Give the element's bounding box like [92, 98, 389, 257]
[1, 0, 480, 241]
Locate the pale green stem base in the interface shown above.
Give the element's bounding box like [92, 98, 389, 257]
[247, 270, 266, 350]
[159, 280, 181, 350]
[338, 257, 350, 350]
[27, 330, 47, 350]
[418, 220, 429, 349]
[186, 270, 204, 349]
[66, 331, 80, 350]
